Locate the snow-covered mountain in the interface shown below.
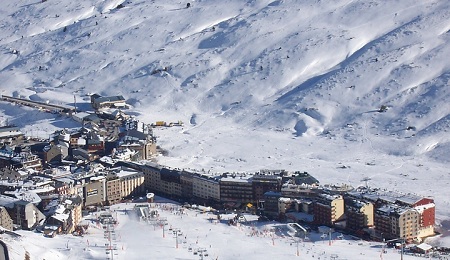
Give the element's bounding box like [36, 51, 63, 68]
[1, 0, 450, 227]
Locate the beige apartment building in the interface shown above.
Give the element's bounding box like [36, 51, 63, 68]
[313, 194, 344, 226]
[192, 174, 220, 202]
[345, 199, 374, 232]
[106, 176, 121, 205]
[115, 168, 144, 198]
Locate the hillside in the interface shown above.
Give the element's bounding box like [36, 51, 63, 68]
[1, 0, 450, 228]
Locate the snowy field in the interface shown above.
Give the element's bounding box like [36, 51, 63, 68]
[1, 0, 450, 256]
[2, 197, 437, 260]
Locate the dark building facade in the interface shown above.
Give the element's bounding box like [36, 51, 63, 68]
[252, 174, 281, 204]
[220, 175, 253, 207]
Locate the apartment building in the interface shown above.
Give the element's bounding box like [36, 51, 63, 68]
[313, 194, 344, 226]
[263, 191, 282, 219]
[220, 174, 253, 207]
[180, 171, 194, 199]
[252, 174, 282, 203]
[344, 199, 374, 232]
[159, 168, 182, 198]
[140, 162, 162, 193]
[106, 176, 121, 205]
[375, 205, 420, 242]
[192, 174, 220, 202]
[83, 176, 106, 207]
[281, 183, 319, 199]
[114, 167, 144, 198]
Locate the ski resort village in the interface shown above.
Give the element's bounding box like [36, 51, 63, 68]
[1, 0, 450, 259]
[0, 93, 446, 260]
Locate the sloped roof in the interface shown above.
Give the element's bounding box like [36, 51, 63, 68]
[124, 129, 147, 140]
[51, 213, 69, 222]
[416, 243, 432, 251]
[94, 95, 125, 103]
[0, 126, 20, 133]
[0, 195, 19, 208]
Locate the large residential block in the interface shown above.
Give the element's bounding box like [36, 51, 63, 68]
[252, 174, 281, 203]
[375, 205, 420, 242]
[192, 174, 220, 202]
[348, 189, 435, 242]
[313, 194, 344, 226]
[83, 176, 106, 207]
[220, 174, 253, 206]
[106, 176, 121, 206]
[344, 199, 374, 232]
[114, 167, 145, 198]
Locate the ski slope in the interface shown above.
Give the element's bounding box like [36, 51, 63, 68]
[1, 0, 450, 254]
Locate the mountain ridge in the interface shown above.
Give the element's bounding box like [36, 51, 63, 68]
[1, 0, 449, 167]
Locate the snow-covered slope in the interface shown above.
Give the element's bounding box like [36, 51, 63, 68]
[1, 0, 450, 230]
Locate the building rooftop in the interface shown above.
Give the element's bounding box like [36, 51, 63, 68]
[376, 204, 413, 216]
[0, 194, 19, 208]
[220, 176, 253, 183]
[94, 95, 125, 103]
[220, 172, 253, 183]
[51, 212, 69, 222]
[0, 126, 20, 133]
[114, 167, 142, 178]
[263, 191, 282, 197]
[279, 197, 291, 203]
[345, 199, 371, 209]
[319, 193, 342, 201]
[90, 176, 106, 181]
